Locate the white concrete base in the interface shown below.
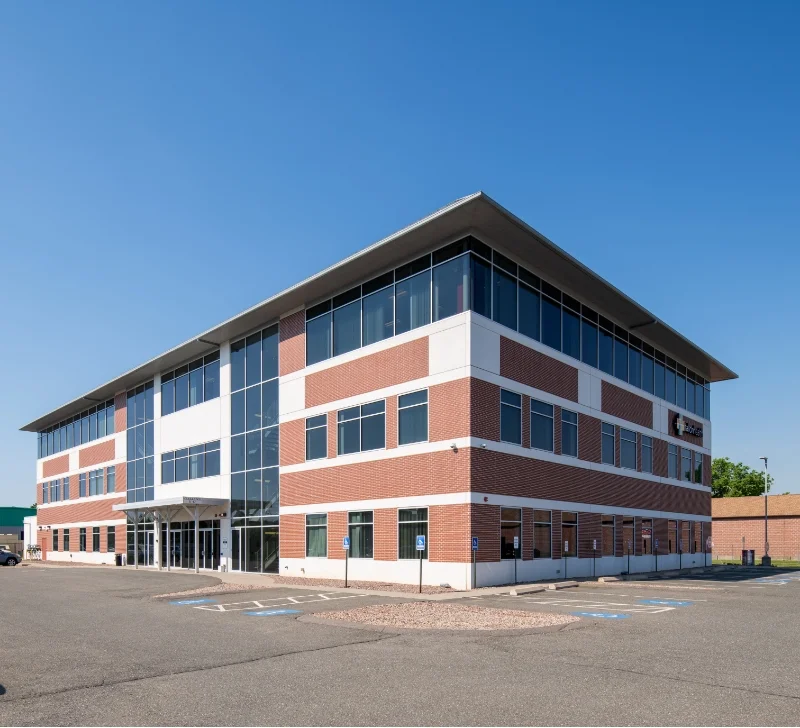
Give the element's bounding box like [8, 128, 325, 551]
[47, 551, 117, 565]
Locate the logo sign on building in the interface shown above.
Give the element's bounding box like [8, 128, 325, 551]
[674, 414, 703, 438]
[642, 527, 652, 538]
[343, 537, 350, 551]
[416, 535, 426, 551]
[472, 537, 479, 551]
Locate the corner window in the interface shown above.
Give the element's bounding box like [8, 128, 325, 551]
[601, 515, 615, 557]
[500, 390, 522, 445]
[398, 390, 428, 445]
[601, 423, 615, 465]
[348, 511, 373, 559]
[668, 444, 678, 479]
[620, 429, 637, 470]
[305, 415, 328, 461]
[398, 508, 428, 559]
[337, 401, 386, 455]
[530, 400, 554, 452]
[305, 514, 327, 558]
[562, 512, 577, 557]
[500, 508, 521, 559]
[561, 410, 578, 457]
[533, 510, 551, 558]
[641, 435, 653, 474]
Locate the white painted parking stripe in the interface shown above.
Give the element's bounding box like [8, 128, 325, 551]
[195, 593, 365, 613]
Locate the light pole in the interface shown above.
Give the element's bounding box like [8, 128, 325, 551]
[760, 456, 770, 567]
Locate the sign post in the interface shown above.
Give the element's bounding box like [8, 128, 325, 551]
[416, 535, 426, 594]
[627, 540, 632, 575]
[654, 538, 659, 573]
[592, 539, 597, 579]
[343, 536, 350, 588]
[564, 540, 569, 580]
[471, 537, 479, 589]
[513, 535, 519, 585]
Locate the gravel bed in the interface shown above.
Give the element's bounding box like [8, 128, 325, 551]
[271, 575, 456, 594]
[154, 583, 255, 599]
[315, 602, 579, 630]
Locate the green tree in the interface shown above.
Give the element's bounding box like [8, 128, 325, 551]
[712, 457, 774, 498]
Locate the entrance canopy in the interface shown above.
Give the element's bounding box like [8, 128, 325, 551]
[113, 497, 228, 572]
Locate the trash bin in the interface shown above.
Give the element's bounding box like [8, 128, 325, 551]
[741, 549, 755, 566]
[115, 553, 122, 567]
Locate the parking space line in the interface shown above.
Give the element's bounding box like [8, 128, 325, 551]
[195, 593, 364, 613]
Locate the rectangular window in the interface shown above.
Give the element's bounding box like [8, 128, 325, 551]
[562, 512, 577, 557]
[599, 328, 613, 375]
[305, 415, 328, 460]
[668, 444, 678, 479]
[500, 507, 522, 559]
[533, 510, 551, 559]
[641, 435, 653, 474]
[348, 511, 373, 559]
[79, 473, 86, 498]
[337, 401, 385, 455]
[106, 466, 115, 494]
[500, 390, 522, 445]
[398, 507, 428, 559]
[628, 346, 641, 388]
[107, 528, 116, 553]
[561, 409, 578, 457]
[641, 355, 654, 394]
[433, 254, 469, 322]
[79, 528, 87, 552]
[601, 423, 615, 466]
[677, 374, 686, 409]
[601, 515, 615, 557]
[620, 429, 637, 470]
[305, 514, 327, 557]
[668, 520, 678, 553]
[204, 353, 220, 401]
[333, 299, 361, 356]
[530, 400, 554, 452]
[614, 338, 628, 381]
[541, 295, 561, 350]
[395, 268, 431, 335]
[695, 452, 703, 484]
[362, 286, 394, 346]
[92, 526, 100, 552]
[492, 267, 517, 330]
[581, 319, 598, 368]
[306, 311, 332, 366]
[398, 390, 428, 445]
[623, 517, 634, 555]
[654, 360, 666, 399]
[562, 307, 580, 359]
[636, 517, 651, 555]
[62, 477, 69, 501]
[63, 529, 69, 551]
[53, 529, 58, 552]
[518, 283, 540, 341]
[681, 448, 692, 482]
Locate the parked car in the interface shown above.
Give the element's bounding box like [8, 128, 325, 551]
[0, 548, 20, 566]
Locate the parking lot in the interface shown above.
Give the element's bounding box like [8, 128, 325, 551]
[2, 565, 800, 726]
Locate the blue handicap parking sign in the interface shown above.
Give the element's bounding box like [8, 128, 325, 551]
[638, 599, 694, 607]
[472, 537, 479, 551]
[343, 536, 350, 550]
[244, 609, 302, 617]
[169, 598, 217, 605]
[572, 612, 629, 619]
[416, 535, 426, 551]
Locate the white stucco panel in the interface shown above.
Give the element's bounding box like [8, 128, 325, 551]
[279, 376, 306, 418]
[469, 321, 500, 375]
[159, 398, 222, 453]
[578, 370, 592, 407]
[429, 323, 467, 375]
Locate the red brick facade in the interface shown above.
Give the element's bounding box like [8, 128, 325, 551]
[499, 337, 579, 401]
[602, 380, 653, 428]
[78, 439, 116, 469]
[279, 311, 305, 377]
[42, 454, 69, 478]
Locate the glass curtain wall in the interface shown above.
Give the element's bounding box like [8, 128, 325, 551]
[230, 324, 280, 573]
[126, 382, 154, 503]
[303, 235, 711, 417]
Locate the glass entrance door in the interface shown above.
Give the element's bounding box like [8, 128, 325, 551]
[169, 531, 182, 569]
[263, 525, 279, 573]
[143, 531, 154, 566]
[199, 528, 217, 570]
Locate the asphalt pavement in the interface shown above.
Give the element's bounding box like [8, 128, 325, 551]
[2, 564, 799, 726]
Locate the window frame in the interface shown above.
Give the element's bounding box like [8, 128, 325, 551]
[601, 515, 615, 557]
[305, 514, 328, 558]
[561, 409, 578, 458]
[562, 511, 578, 558]
[530, 399, 554, 452]
[620, 428, 637, 470]
[601, 423, 615, 466]
[398, 507, 428, 560]
[533, 510, 552, 559]
[397, 389, 429, 446]
[641, 435, 653, 474]
[305, 414, 328, 461]
[500, 389, 522, 446]
[347, 510, 374, 560]
[337, 400, 386, 455]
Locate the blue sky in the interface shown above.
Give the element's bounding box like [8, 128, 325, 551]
[1, 2, 797, 506]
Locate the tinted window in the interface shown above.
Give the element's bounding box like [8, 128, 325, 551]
[642, 355, 654, 394]
[433, 254, 469, 321]
[398, 391, 428, 445]
[262, 378, 279, 428]
[204, 359, 220, 401]
[562, 307, 580, 359]
[362, 286, 394, 346]
[581, 319, 598, 368]
[245, 385, 261, 432]
[470, 255, 491, 319]
[231, 339, 246, 391]
[518, 284, 540, 341]
[614, 339, 628, 381]
[541, 296, 561, 351]
[666, 367, 676, 404]
[395, 269, 431, 335]
[333, 300, 361, 356]
[245, 333, 261, 387]
[628, 347, 641, 388]
[599, 328, 613, 375]
[492, 268, 517, 330]
[262, 325, 279, 381]
[161, 379, 175, 416]
[500, 390, 522, 445]
[306, 312, 332, 366]
[654, 360, 665, 399]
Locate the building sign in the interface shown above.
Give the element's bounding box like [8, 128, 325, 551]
[674, 414, 703, 438]
[642, 527, 652, 538]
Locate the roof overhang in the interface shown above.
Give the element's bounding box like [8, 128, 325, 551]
[21, 192, 737, 432]
[113, 496, 227, 513]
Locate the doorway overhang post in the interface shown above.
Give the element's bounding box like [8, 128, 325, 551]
[194, 506, 200, 574]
